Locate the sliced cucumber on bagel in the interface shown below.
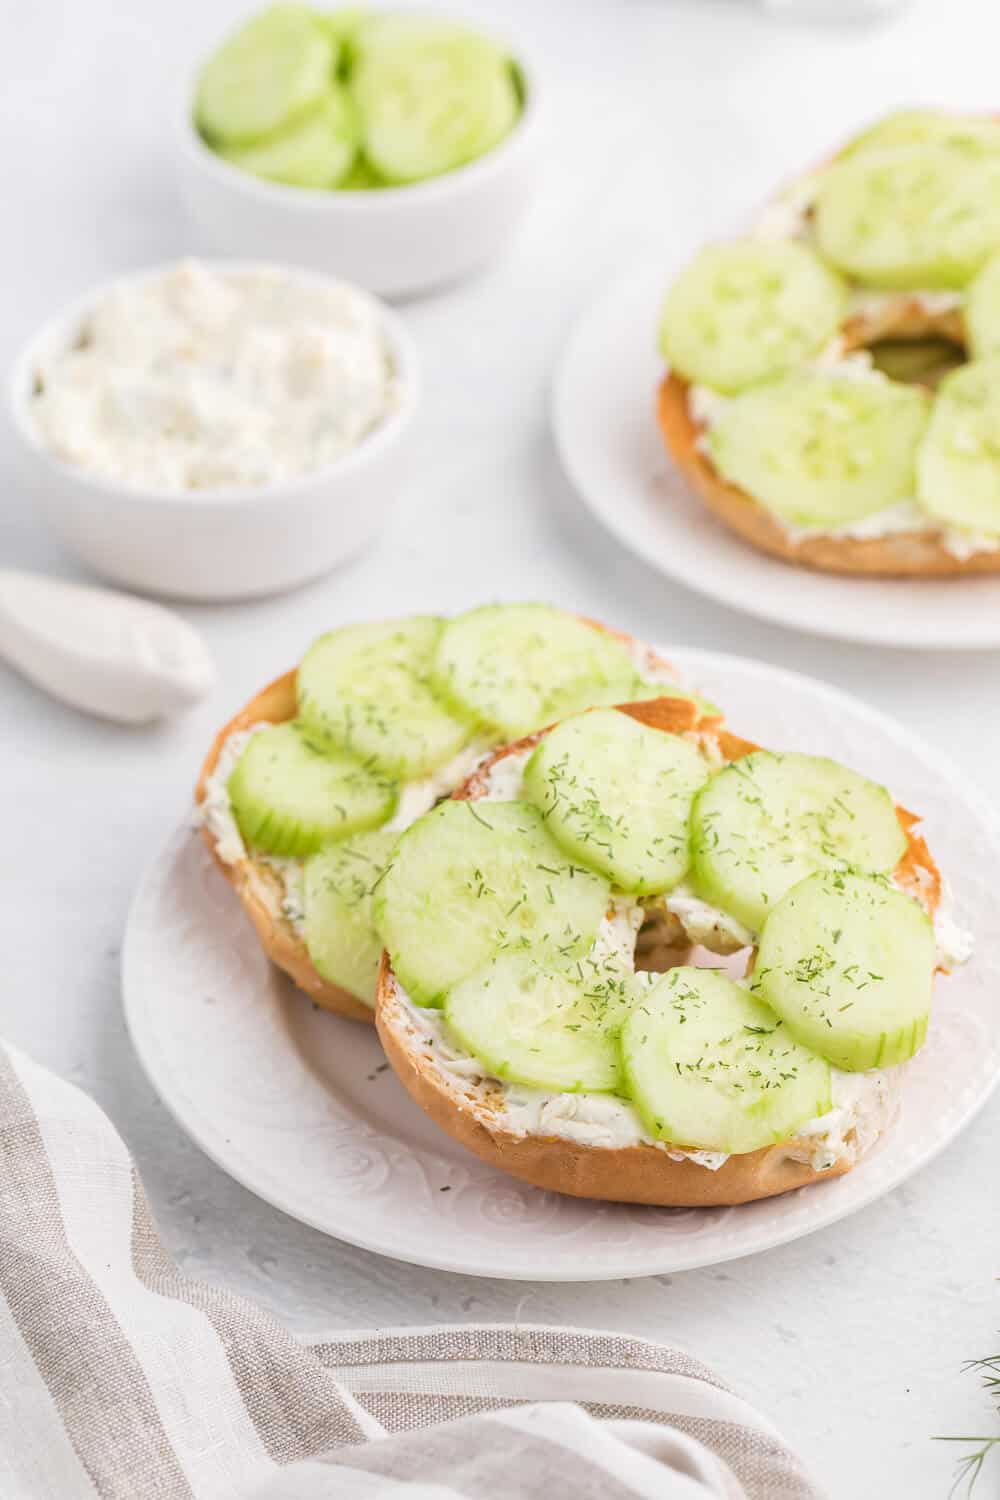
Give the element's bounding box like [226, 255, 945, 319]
[374, 799, 610, 1006]
[298, 617, 471, 779]
[523, 708, 710, 895]
[707, 370, 929, 528]
[916, 358, 1000, 535]
[754, 871, 935, 1071]
[302, 829, 398, 1002]
[228, 723, 397, 857]
[690, 750, 907, 934]
[659, 241, 846, 394]
[431, 604, 642, 740]
[842, 109, 1000, 160]
[444, 953, 630, 1093]
[815, 143, 1000, 289]
[965, 253, 1000, 359]
[621, 967, 831, 1155]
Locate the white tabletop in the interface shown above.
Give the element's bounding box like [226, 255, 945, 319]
[2, 2, 998, 1496]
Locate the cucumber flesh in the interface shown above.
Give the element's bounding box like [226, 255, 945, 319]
[228, 722, 396, 857]
[445, 954, 629, 1093]
[298, 617, 471, 779]
[621, 967, 831, 1155]
[916, 358, 1000, 534]
[815, 143, 1000, 289]
[352, 19, 519, 184]
[302, 828, 397, 1002]
[691, 749, 907, 934]
[842, 110, 1000, 159]
[431, 604, 641, 740]
[754, 871, 935, 1071]
[196, 5, 335, 147]
[374, 799, 610, 1006]
[221, 87, 358, 188]
[523, 708, 710, 895]
[964, 253, 1000, 359]
[708, 370, 929, 528]
[659, 241, 846, 394]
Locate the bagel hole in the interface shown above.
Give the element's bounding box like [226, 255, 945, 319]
[635, 906, 752, 981]
[867, 335, 964, 389]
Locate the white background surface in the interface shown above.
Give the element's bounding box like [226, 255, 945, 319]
[1, 2, 998, 1496]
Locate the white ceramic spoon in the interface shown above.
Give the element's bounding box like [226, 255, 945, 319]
[0, 570, 216, 724]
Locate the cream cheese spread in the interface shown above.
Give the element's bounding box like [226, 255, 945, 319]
[32, 261, 398, 491]
[387, 964, 900, 1174]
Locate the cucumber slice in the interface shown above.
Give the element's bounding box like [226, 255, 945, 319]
[351, 19, 519, 184]
[431, 604, 641, 740]
[916, 358, 1000, 534]
[754, 871, 935, 1071]
[523, 708, 709, 895]
[444, 953, 629, 1092]
[374, 799, 610, 1006]
[842, 110, 1000, 160]
[227, 723, 396, 857]
[659, 241, 847, 394]
[964, 252, 1000, 358]
[621, 967, 831, 1155]
[298, 617, 471, 779]
[302, 828, 397, 1002]
[195, 5, 335, 148]
[221, 88, 358, 188]
[691, 750, 907, 934]
[708, 370, 929, 527]
[814, 143, 1000, 289]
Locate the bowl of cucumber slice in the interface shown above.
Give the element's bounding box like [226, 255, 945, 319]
[178, 6, 540, 298]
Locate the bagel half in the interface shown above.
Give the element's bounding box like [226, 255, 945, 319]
[374, 695, 942, 1207]
[658, 258, 1000, 578]
[195, 626, 689, 1025]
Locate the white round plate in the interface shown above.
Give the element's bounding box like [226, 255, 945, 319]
[552, 258, 1000, 649]
[123, 650, 1000, 1280]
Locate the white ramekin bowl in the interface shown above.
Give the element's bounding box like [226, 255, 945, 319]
[9, 261, 419, 603]
[175, 44, 541, 298]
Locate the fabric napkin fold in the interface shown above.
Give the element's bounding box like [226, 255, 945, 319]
[0, 1041, 824, 1500]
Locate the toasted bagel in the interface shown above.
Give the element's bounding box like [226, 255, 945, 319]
[374, 696, 942, 1207]
[195, 625, 688, 1025]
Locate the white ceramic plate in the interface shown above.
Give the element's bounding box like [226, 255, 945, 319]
[123, 650, 1000, 1280]
[552, 258, 1000, 649]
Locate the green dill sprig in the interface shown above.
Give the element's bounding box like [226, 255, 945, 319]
[936, 1349, 1000, 1495]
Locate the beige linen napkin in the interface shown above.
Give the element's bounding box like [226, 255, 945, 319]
[0, 1042, 824, 1500]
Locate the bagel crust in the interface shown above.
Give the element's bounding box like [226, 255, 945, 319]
[658, 374, 1000, 579]
[194, 629, 687, 1025]
[374, 697, 942, 1207]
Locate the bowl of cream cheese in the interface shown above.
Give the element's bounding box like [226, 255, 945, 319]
[10, 259, 418, 601]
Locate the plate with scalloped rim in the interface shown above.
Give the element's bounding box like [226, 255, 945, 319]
[552, 256, 1000, 649]
[123, 649, 1000, 1279]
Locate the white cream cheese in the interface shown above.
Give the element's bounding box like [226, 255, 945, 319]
[32, 261, 398, 491]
